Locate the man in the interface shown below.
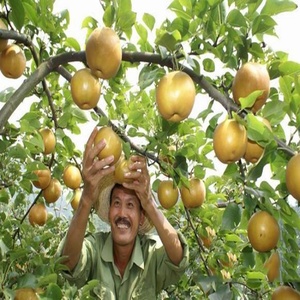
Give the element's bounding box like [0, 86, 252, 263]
[60, 127, 189, 299]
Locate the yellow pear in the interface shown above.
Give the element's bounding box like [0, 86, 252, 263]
[264, 251, 280, 282]
[156, 71, 196, 122]
[39, 128, 56, 155]
[0, 19, 8, 52]
[63, 165, 82, 190]
[85, 27, 122, 79]
[232, 62, 270, 113]
[157, 180, 179, 209]
[70, 68, 101, 110]
[272, 286, 300, 300]
[180, 178, 206, 208]
[32, 168, 51, 189]
[71, 188, 81, 210]
[247, 210, 280, 252]
[114, 156, 133, 184]
[14, 288, 39, 300]
[0, 44, 26, 79]
[213, 118, 247, 164]
[94, 126, 122, 165]
[286, 153, 300, 202]
[42, 178, 62, 204]
[28, 203, 48, 227]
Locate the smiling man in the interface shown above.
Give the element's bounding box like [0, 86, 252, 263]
[59, 128, 189, 299]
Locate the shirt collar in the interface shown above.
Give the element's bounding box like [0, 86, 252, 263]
[101, 233, 145, 270]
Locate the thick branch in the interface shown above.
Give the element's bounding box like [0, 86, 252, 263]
[0, 51, 85, 132]
[0, 50, 296, 158]
[0, 29, 32, 46]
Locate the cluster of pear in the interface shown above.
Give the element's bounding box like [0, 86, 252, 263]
[70, 27, 122, 110]
[28, 128, 59, 227]
[212, 62, 300, 204]
[157, 178, 206, 210]
[213, 62, 272, 165]
[70, 26, 197, 123]
[0, 19, 26, 79]
[29, 128, 84, 225]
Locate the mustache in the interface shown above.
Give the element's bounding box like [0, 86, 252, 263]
[115, 217, 131, 226]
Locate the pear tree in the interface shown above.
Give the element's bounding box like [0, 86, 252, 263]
[1, 0, 300, 299]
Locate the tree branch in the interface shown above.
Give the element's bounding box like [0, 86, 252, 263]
[0, 49, 296, 158]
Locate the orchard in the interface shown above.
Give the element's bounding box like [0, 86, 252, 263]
[1, 0, 300, 299]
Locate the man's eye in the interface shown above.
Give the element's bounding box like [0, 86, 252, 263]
[113, 200, 120, 207]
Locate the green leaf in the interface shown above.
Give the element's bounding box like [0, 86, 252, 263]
[0, 239, 9, 255]
[64, 37, 81, 51]
[82, 16, 98, 30]
[261, 0, 297, 16]
[245, 114, 273, 146]
[135, 23, 148, 42]
[246, 271, 266, 280]
[142, 13, 155, 30]
[170, 17, 189, 38]
[203, 58, 215, 72]
[8, 144, 28, 159]
[81, 279, 101, 296]
[8, 0, 25, 30]
[0, 87, 15, 103]
[38, 273, 58, 286]
[155, 29, 181, 52]
[116, 10, 136, 33]
[17, 273, 37, 288]
[22, 1, 38, 25]
[239, 90, 263, 109]
[44, 283, 63, 299]
[278, 61, 300, 76]
[23, 135, 44, 154]
[0, 189, 9, 204]
[221, 202, 241, 230]
[138, 66, 164, 90]
[168, 0, 193, 20]
[62, 135, 75, 156]
[226, 9, 247, 27]
[103, 5, 115, 27]
[225, 233, 243, 243]
[252, 15, 276, 35]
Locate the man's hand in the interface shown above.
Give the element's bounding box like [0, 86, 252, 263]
[122, 155, 154, 211]
[81, 127, 115, 207]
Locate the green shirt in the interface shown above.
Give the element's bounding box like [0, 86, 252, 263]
[60, 231, 189, 299]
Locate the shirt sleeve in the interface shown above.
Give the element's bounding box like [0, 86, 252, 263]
[156, 231, 189, 291]
[57, 234, 95, 288]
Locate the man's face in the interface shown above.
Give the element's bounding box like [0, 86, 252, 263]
[109, 186, 144, 247]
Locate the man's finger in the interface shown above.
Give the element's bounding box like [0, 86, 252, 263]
[83, 127, 98, 160]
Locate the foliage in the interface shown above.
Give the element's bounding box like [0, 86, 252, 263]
[0, 0, 300, 299]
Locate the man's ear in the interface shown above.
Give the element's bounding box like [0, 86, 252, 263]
[139, 210, 145, 226]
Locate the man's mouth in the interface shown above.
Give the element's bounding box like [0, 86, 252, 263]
[115, 217, 131, 229]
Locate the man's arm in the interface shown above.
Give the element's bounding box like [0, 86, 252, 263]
[143, 200, 184, 265]
[61, 128, 115, 271]
[123, 155, 183, 266]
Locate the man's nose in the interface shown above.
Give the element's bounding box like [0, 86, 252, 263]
[117, 204, 126, 216]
